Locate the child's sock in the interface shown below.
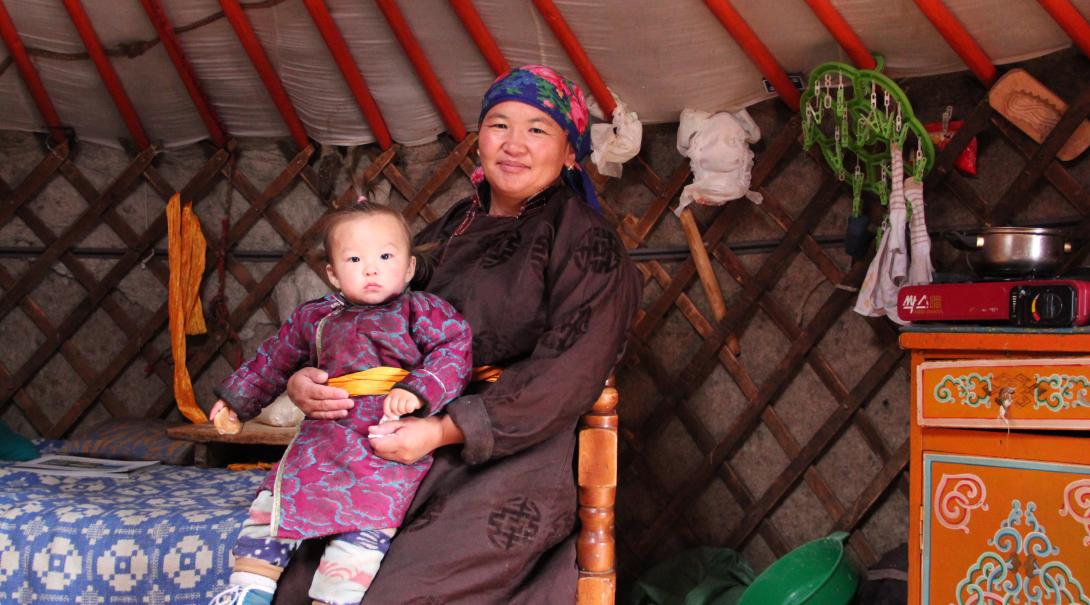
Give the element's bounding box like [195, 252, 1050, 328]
[209, 581, 274, 605]
[228, 571, 277, 593]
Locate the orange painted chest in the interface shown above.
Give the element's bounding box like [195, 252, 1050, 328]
[902, 329, 1090, 605]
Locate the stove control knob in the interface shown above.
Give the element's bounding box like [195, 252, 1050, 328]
[1034, 291, 1064, 321]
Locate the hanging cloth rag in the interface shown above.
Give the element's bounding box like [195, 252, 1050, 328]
[590, 97, 643, 178]
[675, 108, 763, 217]
[904, 177, 934, 286]
[854, 142, 909, 324]
[167, 193, 209, 423]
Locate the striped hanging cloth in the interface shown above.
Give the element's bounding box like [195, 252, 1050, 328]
[167, 193, 209, 423]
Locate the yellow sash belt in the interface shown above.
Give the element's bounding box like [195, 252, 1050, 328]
[326, 366, 409, 396]
[326, 365, 502, 396]
[472, 365, 503, 383]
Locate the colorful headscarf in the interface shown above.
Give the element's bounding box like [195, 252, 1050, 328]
[478, 65, 600, 212]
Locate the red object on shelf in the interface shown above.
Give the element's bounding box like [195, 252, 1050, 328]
[925, 119, 978, 176]
[898, 279, 1090, 326]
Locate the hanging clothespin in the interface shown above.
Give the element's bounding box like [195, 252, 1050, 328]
[941, 105, 954, 140]
[139, 248, 155, 270]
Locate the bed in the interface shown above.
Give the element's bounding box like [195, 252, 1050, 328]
[0, 441, 264, 605]
[0, 375, 620, 604]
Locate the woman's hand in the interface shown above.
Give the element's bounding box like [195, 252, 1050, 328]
[286, 367, 353, 420]
[368, 415, 465, 464]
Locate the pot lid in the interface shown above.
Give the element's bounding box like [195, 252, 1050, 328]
[979, 227, 1065, 236]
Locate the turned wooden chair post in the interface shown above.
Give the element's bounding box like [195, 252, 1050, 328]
[576, 374, 618, 604]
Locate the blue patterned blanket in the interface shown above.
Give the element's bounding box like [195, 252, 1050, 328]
[0, 457, 263, 604]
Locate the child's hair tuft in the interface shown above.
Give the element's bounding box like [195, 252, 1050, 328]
[318, 200, 412, 260]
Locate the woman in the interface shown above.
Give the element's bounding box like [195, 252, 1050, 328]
[274, 65, 640, 604]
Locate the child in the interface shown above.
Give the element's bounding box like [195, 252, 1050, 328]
[207, 202, 472, 605]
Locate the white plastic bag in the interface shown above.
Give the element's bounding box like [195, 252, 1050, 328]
[675, 108, 763, 215]
[590, 99, 642, 178]
[253, 392, 305, 427]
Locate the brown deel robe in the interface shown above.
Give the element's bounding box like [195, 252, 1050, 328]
[273, 184, 641, 604]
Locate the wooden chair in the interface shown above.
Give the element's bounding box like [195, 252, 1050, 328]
[172, 378, 620, 603]
[576, 375, 618, 604]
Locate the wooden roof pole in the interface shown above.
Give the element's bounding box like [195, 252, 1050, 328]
[533, 0, 738, 350]
[702, 0, 801, 111]
[1036, 0, 1090, 59]
[218, 0, 309, 150]
[375, 0, 467, 141]
[137, 0, 227, 147]
[911, 0, 996, 86]
[531, 0, 616, 119]
[60, 0, 151, 149]
[449, 0, 509, 76]
[302, 0, 393, 150]
[802, 0, 877, 69]
[0, 0, 65, 144]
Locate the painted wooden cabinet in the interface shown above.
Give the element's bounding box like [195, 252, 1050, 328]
[903, 330, 1090, 605]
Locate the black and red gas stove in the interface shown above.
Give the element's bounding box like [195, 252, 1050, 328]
[897, 278, 1090, 327]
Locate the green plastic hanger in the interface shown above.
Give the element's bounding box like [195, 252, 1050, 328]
[800, 56, 934, 216]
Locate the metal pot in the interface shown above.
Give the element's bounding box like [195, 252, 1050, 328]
[944, 227, 1072, 277]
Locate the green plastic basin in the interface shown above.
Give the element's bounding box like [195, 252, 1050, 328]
[737, 531, 859, 605]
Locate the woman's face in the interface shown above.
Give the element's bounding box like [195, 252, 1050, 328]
[478, 101, 575, 214]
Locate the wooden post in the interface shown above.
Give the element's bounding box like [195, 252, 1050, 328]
[375, 0, 467, 141]
[911, 0, 996, 86]
[577, 376, 618, 604]
[302, 0, 393, 150]
[449, 0, 510, 76]
[702, 0, 801, 111]
[532, 0, 617, 119]
[219, 0, 310, 150]
[61, 0, 151, 149]
[678, 207, 741, 355]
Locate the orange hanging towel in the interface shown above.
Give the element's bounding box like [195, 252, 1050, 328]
[167, 193, 209, 423]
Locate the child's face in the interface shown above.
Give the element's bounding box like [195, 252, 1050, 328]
[325, 213, 415, 305]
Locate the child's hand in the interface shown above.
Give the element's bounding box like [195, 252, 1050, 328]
[210, 400, 242, 435]
[382, 388, 421, 422]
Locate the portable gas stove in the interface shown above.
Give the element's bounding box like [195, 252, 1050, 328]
[897, 277, 1090, 327]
